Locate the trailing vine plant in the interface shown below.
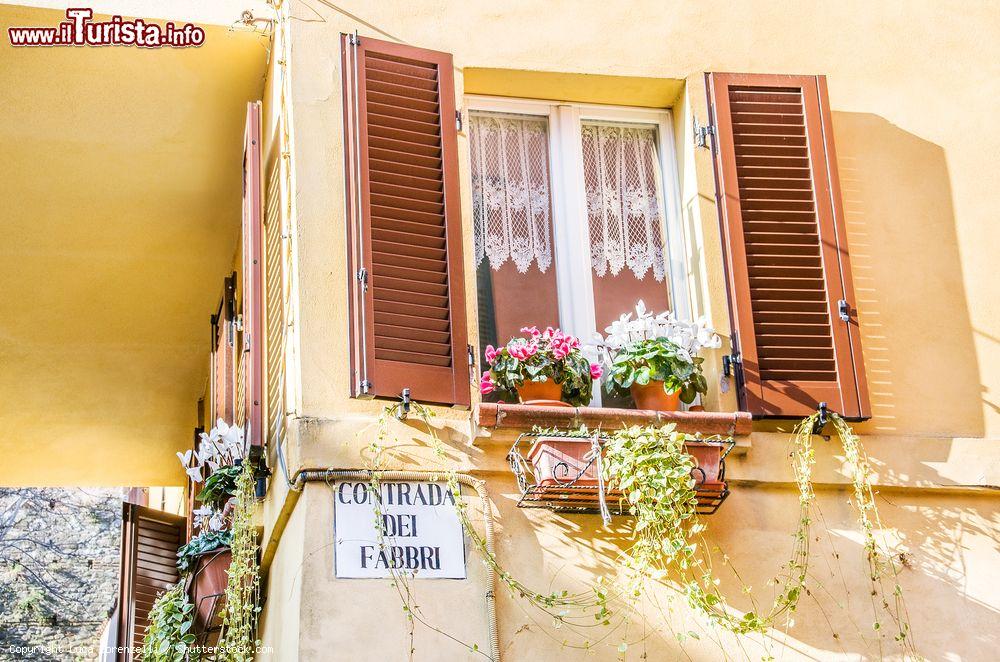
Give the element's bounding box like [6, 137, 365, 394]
[216, 461, 262, 661]
[143, 581, 199, 662]
[363, 403, 917, 659]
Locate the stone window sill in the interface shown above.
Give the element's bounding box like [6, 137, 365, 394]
[475, 403, 752, 437]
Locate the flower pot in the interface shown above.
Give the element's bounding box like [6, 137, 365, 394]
[188, 547, 232, 632]
[630, 381, 681, 411]
[516, 379, 570, 407]
[684, 440, 724, 485]
[527, 437, 601, 487]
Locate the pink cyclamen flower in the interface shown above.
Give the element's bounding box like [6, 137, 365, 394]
[480, 372, 495, 395]
[551, 342, 569, 360]
[590, 363, 603, 380]
[520, 326, 541, 338]
[484, 344, 497, 364]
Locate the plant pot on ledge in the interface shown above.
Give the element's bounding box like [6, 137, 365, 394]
[188, 547, 233, 633]
[630, 380, 681, 411]
[516, 379, 570, 408]
[520, 435, 732, 515]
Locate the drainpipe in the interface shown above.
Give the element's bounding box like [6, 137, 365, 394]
[261, 468, 501, 662]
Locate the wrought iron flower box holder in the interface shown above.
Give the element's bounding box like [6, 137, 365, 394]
[508, 432, 735, 516]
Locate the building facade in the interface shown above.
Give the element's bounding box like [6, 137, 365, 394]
[3, 1, 1000, 660]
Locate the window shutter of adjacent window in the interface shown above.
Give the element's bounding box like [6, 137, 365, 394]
[116, 504, 186, 661]
[263, 154, 286, 449]
[242, 101, 264, 444]
[342, 34, 470, 406]
[707, 73, 870, 419]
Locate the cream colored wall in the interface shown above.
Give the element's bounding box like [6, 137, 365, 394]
[256, 0, 1000, 659]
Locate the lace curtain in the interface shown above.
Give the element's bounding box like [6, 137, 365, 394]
[581, 123, 667, 281]
[469, 113, 554, 273]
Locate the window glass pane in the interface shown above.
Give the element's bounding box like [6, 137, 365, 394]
[581, 122, 670, 332]
[582, 121, 670, 407]
[469, 112, 559, 393]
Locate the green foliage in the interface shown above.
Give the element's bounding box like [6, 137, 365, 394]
[176, 530, 232, 575]
[483, 329, 596, 406]
[143, 581, 198, 662]
[367, 404, 918, 658]
[604, 338, 708, 404]
[217, 462, 261, 661]
[196, 464, 242, 507]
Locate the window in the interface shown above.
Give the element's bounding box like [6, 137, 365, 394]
[468, 97, 688, 405]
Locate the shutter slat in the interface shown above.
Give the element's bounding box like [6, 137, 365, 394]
[710, 73, 869, 418]
[374, 274, 449, 297]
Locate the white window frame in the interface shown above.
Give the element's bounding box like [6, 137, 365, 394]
[466, 96, 691, 405]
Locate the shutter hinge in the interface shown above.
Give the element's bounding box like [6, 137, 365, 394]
[456, 109, 463, 132]
[838, 299, 850, 322]
[468, 344, 477, 384]
[693, 116, 716, 150]
[348, 31, 359, 46]
[356, 267, 368, 292]
[358, 379, 372, 394]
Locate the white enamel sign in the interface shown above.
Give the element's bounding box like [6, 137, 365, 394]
[334, 481, 467, 579]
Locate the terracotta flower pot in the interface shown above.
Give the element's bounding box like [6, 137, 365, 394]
[188, 547, 232, 632]
[516, 379, 570, 407]
[684, 440, 724, 485]
[630, 381, 681, 411]
[527, 437, 601, 487]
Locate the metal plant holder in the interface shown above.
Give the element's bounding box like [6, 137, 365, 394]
[508, 430, 735, 516]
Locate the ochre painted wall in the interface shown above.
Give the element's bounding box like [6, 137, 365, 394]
[255, 1, 1000, 659]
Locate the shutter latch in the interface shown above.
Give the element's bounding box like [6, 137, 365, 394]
[693, 117, 715, 149]
[838, 299, 850, 322]
[356, 267, 368, 292]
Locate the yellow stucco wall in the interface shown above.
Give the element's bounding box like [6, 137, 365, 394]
[255, 0, 1000, 659]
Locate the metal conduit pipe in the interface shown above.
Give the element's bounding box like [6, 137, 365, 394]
[261, 468, 501, 662]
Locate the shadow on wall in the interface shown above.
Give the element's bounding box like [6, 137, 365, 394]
[509, 483, 1000, 661]
[831, 112, 982, 438]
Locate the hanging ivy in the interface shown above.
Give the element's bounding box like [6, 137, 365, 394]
[216, 462, 261, 661]
[364, 404, 918, 659]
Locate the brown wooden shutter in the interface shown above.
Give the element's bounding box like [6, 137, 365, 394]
[242, 101, 264, 445]
[707, 73, 870, 419]
[116, 504, 186, 660]
[210, 274, 237, 424]
[342, 34, 470, 406]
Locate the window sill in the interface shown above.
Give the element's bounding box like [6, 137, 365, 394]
[476, 403, 752, 437]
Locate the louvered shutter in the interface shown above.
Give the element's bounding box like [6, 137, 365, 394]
[242, 101, 264, 445]
[342, 34, 470, 406]
[707, 73, 870, 419]
[116, 504, 186, 661]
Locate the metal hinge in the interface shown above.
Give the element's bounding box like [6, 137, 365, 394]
[348, 31, 359, 46]
[358, 379, 372, 394]
[838, 299, 850, 322]
[693, 116, 716, 149]
[356, 267, 368, 292]
[456, 109, 463, 132]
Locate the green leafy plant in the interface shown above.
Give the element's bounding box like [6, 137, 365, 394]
[365, 404, 918, 659]
[480, 326, 601, 406]
[217, 462, 262, 661]
[143, 581, 199, 662]
[604, 338, 709, 403]
[176, 530, 232, 575]
[598, 301, 720, 404]
[196, 464, 242, 507]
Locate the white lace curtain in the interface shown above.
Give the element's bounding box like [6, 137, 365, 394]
[469, 113, 554, 273]
[581, 123, 667, 281]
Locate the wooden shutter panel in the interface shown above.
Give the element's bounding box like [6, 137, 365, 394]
[707, 73, 870, 419]
[242, 101, 264, 445]
[116, 504, 186, 660]
[342, 34, 470, 406]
